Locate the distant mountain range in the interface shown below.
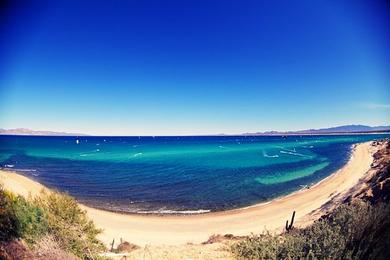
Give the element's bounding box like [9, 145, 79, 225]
[243, 125, 390, 136]
[0, 128, 86, 136]
[1, 125, 389, 136]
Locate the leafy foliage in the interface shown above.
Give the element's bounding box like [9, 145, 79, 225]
[0, 188, 18, 241]
[231, 200, 390, 260]
[33, 190, 105, 258]
[0, 187, 106, 259]
[7, 194, 48, 245]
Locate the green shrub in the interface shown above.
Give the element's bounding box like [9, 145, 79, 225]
[0, 188, 18, 241]
[8, 194, 48, 246]
[1, 186, 106, 259]
[0, 188, 47, 245]
[231, 232, 280, 259]
[328, 200, 390, 259]
[33, 190, 105, 259]
[231, 200, 390, 260]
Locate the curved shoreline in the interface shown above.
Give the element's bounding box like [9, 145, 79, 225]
[0, 141, 376, 246]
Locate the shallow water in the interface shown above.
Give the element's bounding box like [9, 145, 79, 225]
[0, 134, 388, 213]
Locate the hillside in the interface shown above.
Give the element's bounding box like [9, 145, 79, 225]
[0, 128, 86, 136]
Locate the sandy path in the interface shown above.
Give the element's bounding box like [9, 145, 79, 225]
[0, 142, 375, 246]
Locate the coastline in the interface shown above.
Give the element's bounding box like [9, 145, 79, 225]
[0, 141, 376, 246]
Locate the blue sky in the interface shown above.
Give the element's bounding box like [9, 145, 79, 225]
[1, 0, 389, 135]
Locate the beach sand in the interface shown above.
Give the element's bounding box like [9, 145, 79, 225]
[0, 141, 376, 247]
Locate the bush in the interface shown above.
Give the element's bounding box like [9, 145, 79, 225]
[33, 190, 106, 259]
[0, 188, 18, 242]
[231, 200, 390, 260]
[8, 194, 48, 246]
[0, 186, 106, 259]
[1, 188, 47, 245]
[231, 232, 281, 259]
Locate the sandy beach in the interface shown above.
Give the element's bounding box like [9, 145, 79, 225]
[0, 141, 376, 246]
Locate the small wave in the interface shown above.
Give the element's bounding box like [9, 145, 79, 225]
[280, 150, 307, 157]
[264, 154, 279, 158]
[218, 145, 226, 148]
[136, 209, 211, 214]
[282, 148, 296, 153]
[13, 169, 37, 172]
[262, 151, 279, 158]
[133, 152, 143, 157]
[4, 164, 14, 168]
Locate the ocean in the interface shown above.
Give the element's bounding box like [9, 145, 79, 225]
[0, 134, 388, 214]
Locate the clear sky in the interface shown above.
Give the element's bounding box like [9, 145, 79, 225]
[1, 0, 389, 135]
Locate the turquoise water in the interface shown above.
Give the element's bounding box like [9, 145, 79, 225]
[0, 134, 388, 213]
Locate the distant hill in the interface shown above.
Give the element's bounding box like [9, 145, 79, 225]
[0, 128, 86, 136]
[244, 125, 390, 136]
[1, 125, 389, 136]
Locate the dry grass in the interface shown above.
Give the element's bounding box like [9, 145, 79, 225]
[33, 235, 78, 260]
[124, 242, 234, 260]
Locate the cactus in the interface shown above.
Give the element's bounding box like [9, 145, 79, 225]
[110, 238, 115, 252]
[285, 211, 295, 232]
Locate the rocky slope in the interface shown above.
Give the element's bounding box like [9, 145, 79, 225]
[352, 139, 390, 203]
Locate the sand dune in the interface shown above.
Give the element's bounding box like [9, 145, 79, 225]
[0, 142, 375, 246]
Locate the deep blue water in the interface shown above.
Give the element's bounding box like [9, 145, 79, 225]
[0, 134, 388, 213]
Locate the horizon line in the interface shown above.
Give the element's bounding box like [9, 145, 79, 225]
[1, 124, 390, 137]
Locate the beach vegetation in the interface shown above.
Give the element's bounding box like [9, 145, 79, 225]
[0, 188, 18, 241]
[231, 199, 390, 260]
[285, 210, 295, 232]
[5, 191, 48, 245]
[0, 186, 106, 259]
[33, 189, 106, 258]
